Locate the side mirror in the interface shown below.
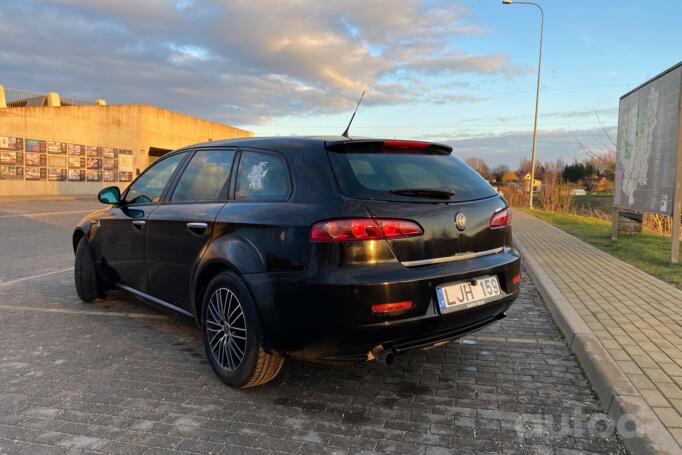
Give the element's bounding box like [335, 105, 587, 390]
[98, 186, 121, 205]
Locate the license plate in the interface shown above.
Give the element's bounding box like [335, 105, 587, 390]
[436, 276, 501, 313]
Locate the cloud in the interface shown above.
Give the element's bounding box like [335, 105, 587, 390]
[0, 0, 522, 125]
[540, 107, 618, 119]
[420, 127, 618, 167]
[399, 51, 522, 77]
[486, 107, 618, 124]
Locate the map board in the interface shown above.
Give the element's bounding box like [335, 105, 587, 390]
[614, 63, 682, 216]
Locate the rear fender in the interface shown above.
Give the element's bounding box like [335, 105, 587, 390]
[202, 235, 266, 274]
[191, 235, 268, 324]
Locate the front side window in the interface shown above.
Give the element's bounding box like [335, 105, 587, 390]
[235, 151, 290, 201]
[125, 153, 186, 204]
[171, 149, 236, 202]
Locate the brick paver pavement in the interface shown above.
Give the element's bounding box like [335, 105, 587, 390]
[0, 199, 626, 454]
[514, 210, 682, 450]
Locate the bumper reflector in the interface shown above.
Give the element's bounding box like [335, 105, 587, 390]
[371, 300, 413, 313]
[512, 273, 522, 285]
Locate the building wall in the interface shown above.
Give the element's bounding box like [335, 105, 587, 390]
[0, 104, 252, 196]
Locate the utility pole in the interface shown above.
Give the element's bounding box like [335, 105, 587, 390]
[503, 0, 544, 208]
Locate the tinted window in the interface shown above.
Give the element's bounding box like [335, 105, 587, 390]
[171, 149, 236, 202]
[328, 148, 496, 202]
[125, 153, 186, 204]
[235, 151, 290, 201]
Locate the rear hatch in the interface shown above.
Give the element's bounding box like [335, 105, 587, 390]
[326, 140, 507, 265]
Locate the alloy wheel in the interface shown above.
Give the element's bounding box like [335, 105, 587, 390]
[205, 287, 247, 371]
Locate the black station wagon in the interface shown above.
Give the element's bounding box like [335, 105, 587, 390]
[73, 137, 521, 388]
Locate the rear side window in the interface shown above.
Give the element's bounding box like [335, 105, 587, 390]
[328, 145, 496, 202]
[235, 151, 290, 201]
[171, 149, 236, 202]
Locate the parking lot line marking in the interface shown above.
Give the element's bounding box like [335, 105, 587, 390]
[0, 209, 91, 219]
[0, 304, 169, 320]
[467, 335, 564, 346]
[0, 267, 74, 287]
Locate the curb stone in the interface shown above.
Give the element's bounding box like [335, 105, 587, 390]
[514, 234, 681, 455]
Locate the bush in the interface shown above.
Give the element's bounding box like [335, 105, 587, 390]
[536, 173, 574, 213]
[499, 184, 527, 208]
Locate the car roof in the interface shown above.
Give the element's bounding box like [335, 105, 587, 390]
[178, 136, 452, 152]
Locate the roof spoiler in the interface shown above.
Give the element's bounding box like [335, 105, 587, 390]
[326, 140, 452, 154]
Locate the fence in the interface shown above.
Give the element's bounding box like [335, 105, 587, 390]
[60, 96, 99, 106]
[3, 87, 98, 107]
[4, 88, 47, 107]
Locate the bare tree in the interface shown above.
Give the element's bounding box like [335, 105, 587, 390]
[576, 141, 616, 180]
[573, 109, 617, 180]
[518, 158, 533, 176]
[465, 157, 491, 180]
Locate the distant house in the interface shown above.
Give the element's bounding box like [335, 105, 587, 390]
[521, 172, 542, 191]
[582, 176, 611, 193]
[500, 171, 519, 184]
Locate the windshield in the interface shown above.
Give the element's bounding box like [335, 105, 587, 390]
[327, 147, 496, 202]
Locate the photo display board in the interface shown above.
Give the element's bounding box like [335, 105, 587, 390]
[118, 149, 134, 182]
[0, 136, 25, 180]
[0, 136, 137, 184]
[614, 63, 682, 216]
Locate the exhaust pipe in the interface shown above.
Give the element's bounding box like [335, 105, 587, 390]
[369, 345, 395, 366]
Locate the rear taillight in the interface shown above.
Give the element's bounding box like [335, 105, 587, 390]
[376, 219, 423, 238]
[310, 218, 423, 241]
[490, 208, 511, 229]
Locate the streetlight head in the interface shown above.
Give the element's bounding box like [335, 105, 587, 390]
[502, 0, 513, 4]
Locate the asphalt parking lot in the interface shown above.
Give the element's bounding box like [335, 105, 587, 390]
[0, 198, 625, 454]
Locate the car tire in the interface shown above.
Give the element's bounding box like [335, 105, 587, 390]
[201, 271, 284, 388]
[74, 237, 101, 303]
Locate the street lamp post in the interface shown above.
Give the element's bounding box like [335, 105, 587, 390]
[503, 0, 544, 209]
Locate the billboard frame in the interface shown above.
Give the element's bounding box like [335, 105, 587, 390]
[672, 86, 682, 263]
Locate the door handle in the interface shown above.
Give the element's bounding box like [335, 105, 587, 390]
[132, 220, 146, 230]
[186, 222, 208, 236]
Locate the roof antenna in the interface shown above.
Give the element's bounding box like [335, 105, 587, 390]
[341, 90, 366, 138]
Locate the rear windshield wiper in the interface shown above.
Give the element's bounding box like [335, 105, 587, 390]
[389, 188, 455, 199]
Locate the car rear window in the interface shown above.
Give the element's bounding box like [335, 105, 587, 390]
[327, 143, 496, 202]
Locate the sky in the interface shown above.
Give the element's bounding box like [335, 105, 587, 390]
[1, 0, 681, 167]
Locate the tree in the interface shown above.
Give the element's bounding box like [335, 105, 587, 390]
[562, 162, 588, 182]
[465, 157, 491, 180]
[586, 150, 615, 180]
[542, 160, 563, 181]
[491, 164, 509, 183]
[575, 110, 616, 182]
[518, 158, 533, 176]
[535, 162, 547, 180]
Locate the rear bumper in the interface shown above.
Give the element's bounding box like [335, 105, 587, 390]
[319, 297, 514, 362]
[244, 247, 521, 361]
